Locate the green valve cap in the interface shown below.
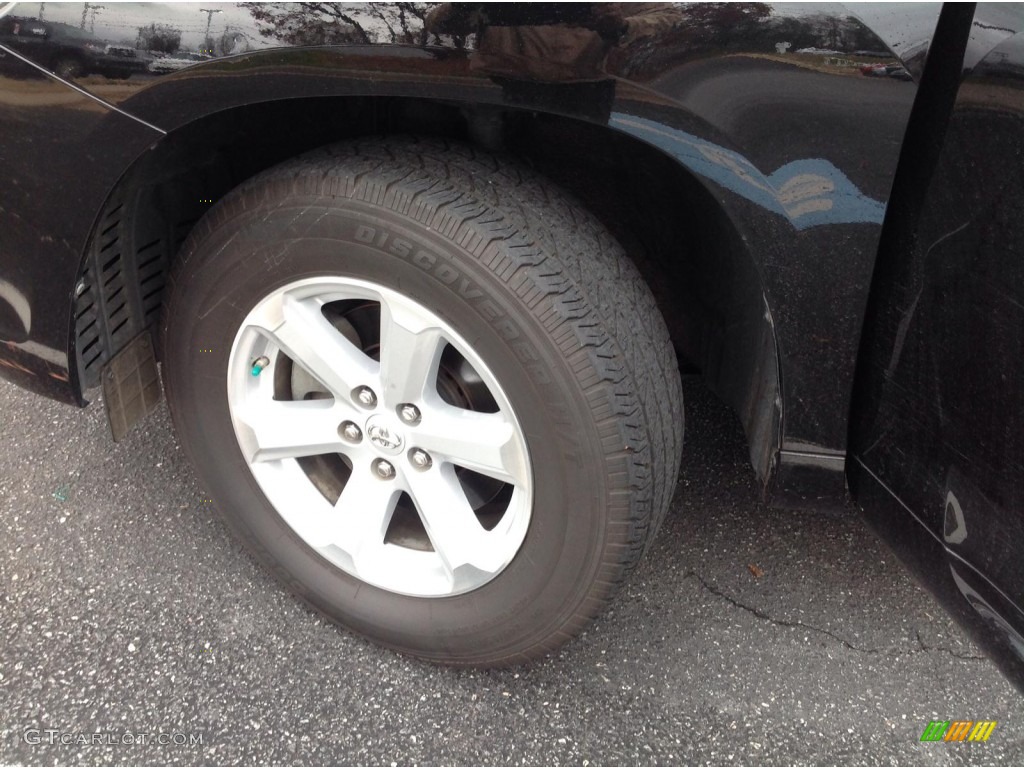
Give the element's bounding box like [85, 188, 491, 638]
[251, 356, 270, 376]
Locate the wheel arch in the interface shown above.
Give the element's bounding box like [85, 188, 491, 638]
[70, 92, 782, 486]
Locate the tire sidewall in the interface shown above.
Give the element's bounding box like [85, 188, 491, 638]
[163, 197, 618, 661]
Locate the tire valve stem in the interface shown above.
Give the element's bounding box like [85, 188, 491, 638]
[250, 356, 271, 377]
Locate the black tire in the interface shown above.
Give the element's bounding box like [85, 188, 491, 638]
[161, 137, 683, 666]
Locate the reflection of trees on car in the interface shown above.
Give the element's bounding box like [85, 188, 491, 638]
[598, 3, 890, 78]
[245, 2, 442, 46]
[242, 3, 890, 84]
[215, 28, 254, 56]
[136, 23, 182, 55]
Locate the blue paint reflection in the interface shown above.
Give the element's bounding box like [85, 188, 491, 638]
[612, 113, 885, 230]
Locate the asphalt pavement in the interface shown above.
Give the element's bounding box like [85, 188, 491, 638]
[2, 375, 1022, 766]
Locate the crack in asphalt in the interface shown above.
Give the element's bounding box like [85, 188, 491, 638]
[914, 628, 987, 661]
[690, 572, 987, 660]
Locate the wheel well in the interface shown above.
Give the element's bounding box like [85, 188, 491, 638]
[72, 95, 780, 483]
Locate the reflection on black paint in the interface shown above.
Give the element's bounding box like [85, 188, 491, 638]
[0, 2, 928, 491]
[850, 9, 1024, 691]
[0, 14, 148, 80]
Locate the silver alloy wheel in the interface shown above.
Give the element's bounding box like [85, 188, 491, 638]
[226, 277, 533, 598]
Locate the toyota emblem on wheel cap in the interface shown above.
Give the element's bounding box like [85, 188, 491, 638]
[365, 415, 404, 454]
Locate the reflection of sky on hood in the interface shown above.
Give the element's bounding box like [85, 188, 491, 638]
[966, 4, 1024, 70]
[841, 3, 1022, 68]
[979, 26, 1024, 70]
[839, 3, 940, 56]
[612, 113, 886, 231]
[757, 3, 943, 58]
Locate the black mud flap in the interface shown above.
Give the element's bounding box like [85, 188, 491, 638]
[101, 332, 162, 441]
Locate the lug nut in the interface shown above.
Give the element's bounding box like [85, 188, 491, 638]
[373, 458, 396, 480]
[408, 448, 432, 471]
[353, 386, 377, 408]
[339, 421, 362, 443]
[398, 404, 421, 425]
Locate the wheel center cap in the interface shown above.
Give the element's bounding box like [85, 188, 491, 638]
[365, 414, 405, 455]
